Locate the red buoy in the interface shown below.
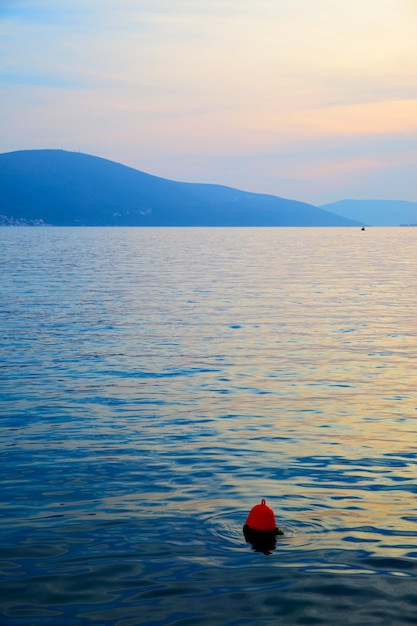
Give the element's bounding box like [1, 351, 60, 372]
[245, 499, 277, 532]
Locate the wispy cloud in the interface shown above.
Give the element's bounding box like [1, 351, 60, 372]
[1, 0, 416, 203]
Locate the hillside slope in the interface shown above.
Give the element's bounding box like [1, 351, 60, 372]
[320, 199, 417, 226]
[0, 150, 361, 226]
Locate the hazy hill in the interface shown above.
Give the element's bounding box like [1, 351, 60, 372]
[320, 199, 417, 226]
[0, 149, 361, 226]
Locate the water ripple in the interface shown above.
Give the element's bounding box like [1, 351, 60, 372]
[1, 226, 416, 625]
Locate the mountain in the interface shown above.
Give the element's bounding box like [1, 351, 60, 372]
[320, 199, 417, 226]
[0, 149, 362, 227]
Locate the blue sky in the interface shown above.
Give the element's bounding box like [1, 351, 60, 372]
[1, 0, 416, 204]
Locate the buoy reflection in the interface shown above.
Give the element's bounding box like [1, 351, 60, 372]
[243, 525, 282, 555]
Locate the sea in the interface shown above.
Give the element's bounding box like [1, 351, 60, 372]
[0, 226, 416, 626]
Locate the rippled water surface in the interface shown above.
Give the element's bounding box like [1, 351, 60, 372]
[1, 227, 416, 625]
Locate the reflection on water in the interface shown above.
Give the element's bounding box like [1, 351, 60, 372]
[0, 227, 416, 625]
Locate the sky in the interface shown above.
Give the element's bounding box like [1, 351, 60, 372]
[1, 0, 416, 205]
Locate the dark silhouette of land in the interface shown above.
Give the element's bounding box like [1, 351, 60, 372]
[0, 149, 363, 226]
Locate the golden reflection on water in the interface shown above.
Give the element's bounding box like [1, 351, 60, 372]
[0, 227, 416, 626]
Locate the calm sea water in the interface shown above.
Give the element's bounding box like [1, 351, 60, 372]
[0, 227, 416, 626]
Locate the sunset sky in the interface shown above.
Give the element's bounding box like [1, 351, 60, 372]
[1, 0, 416, 204]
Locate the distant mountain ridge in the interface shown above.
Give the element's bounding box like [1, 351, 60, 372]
[320, 199, 417, 226]
[0, 149, 361, 227]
